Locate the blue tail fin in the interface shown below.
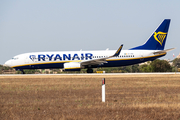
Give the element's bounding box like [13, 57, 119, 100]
[130, 19, 171, 50]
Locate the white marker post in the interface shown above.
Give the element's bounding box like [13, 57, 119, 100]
[102, 78, 105, 102]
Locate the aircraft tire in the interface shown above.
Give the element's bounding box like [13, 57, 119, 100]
[21, 70, 25, 74]
[87, 68, 93, 73]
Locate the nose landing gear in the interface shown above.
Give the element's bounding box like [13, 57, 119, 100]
[21, 70, 25, 74]
[16, 69, 25, 74]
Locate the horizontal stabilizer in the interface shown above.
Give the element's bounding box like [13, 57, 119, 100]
[153, 48, 175, 54]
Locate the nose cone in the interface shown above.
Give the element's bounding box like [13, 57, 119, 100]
[3, 60, 12, 67]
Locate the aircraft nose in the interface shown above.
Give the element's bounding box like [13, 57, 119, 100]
[3, 60, 12, 67]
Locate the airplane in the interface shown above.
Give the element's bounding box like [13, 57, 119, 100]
[4, 19, 174, 74]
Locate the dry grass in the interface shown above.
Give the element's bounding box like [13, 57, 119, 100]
[1, 74, 180, 119]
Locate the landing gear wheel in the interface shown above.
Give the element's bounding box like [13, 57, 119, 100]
[20, 70, 25, 74]
[87, 68, 93, 73]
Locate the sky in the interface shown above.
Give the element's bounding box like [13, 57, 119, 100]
[0, 0, 180, 64]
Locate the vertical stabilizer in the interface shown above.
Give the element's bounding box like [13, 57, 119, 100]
[130, 19, 171, 50]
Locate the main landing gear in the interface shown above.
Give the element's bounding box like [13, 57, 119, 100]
[87, 68, 93, 73]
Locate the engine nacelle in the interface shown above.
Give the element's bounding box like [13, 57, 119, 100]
[64, 62, 81, 71]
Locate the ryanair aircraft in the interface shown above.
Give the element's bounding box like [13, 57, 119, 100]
[4, 19, 174, 73]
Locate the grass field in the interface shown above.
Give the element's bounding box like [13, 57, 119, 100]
[1, 74, 180, 119]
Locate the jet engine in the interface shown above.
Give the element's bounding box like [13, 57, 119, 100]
[64, 62, 81, 71]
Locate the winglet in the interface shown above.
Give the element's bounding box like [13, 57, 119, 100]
[113, 44, 123, 57]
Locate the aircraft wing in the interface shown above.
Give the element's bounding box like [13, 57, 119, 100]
[81, 44, 123, 66]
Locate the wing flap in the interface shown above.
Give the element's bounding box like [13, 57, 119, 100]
[81, 58, 108, 66]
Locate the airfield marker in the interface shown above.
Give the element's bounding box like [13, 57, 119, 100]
[102, 78, 105, 102]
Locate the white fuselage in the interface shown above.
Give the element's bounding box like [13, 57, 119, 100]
[4, 49, 165, 70]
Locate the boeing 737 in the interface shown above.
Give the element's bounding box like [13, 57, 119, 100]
[4, 19, 174, 73]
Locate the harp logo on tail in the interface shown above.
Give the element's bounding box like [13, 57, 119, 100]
[153, 32, 167, 46]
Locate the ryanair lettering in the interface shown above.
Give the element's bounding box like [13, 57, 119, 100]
[29, 53, 93, 61]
